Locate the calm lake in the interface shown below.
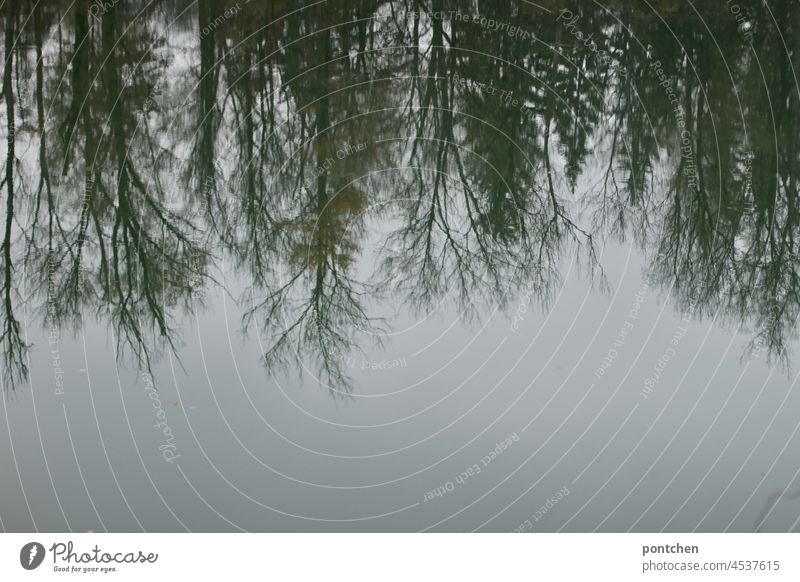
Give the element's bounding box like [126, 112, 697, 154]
[1, 0, 800, 532]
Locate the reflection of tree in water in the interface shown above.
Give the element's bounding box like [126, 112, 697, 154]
[2, 0, 209, 383]
[1, 0, 800, 389]
[1, 0, 27, 385]
[236, 3, 393, 390]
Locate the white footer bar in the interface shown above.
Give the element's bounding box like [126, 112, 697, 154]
[0, 533, 795, 581]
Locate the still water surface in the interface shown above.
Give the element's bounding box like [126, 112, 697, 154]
[1, 0, 800, 531]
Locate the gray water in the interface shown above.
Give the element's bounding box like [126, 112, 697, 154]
[1, 0, 800, 532]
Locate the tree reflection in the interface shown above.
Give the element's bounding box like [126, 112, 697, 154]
[1, 0, 800, 389]
[1, 0, 28, 385]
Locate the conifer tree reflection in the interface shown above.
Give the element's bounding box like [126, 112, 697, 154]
[1, 0, 28, 385]
[0, 0, 799, 389]
[237, 5, 388, 391]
